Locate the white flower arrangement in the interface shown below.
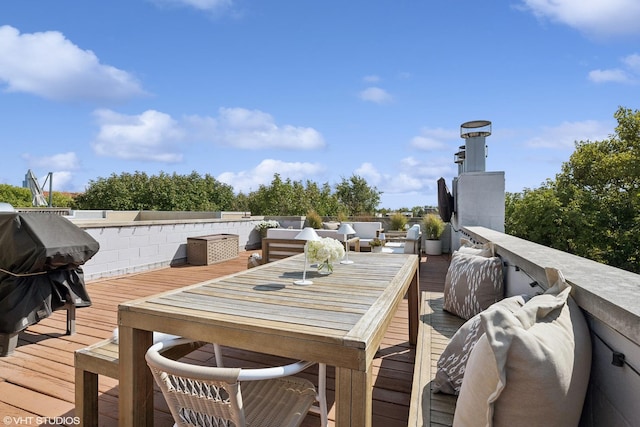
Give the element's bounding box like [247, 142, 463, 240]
[254, 220, 280, 233]
[307, 237, 345, 273]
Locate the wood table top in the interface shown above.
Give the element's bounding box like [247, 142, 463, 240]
[119, 252, 418, 371]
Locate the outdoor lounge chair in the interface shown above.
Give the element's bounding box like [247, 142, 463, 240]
[146, 337, 324, 427]
[382, 224, 422, 254]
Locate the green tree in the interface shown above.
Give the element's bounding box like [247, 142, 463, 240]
[0, 184, 32, 207]
[0, 184, 75, 208]
[247, 174, 296, 215]
[554, 107, 640, 271]
[506, 106, 640, 273]
[304, 181, 340, 217]
[50, 192, 74, 207]
[73, 171, 234, 211]
[246, 174, 341, 216]
[334, 175, 381, 216]
[505, 183, 576, 252]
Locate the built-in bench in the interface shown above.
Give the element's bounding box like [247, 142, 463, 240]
[408, 291, 465, 427]
[261, 237, 361, 264]
[74, 337, 203, 425]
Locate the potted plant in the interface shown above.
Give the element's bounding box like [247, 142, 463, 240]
[423, 213, 445, 255]
[369, 237, 384, 253]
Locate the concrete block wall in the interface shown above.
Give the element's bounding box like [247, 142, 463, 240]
[77, 219, 262, 281]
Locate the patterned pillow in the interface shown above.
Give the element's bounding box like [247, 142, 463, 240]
[453, 268, 591, 427]
[443, 252, 504, 320]
[433, 295, 529, 395]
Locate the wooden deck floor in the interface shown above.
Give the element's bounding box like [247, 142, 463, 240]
[0, 251, 450, 427]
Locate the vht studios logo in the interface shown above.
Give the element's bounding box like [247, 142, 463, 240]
[3, 417, 80, 425]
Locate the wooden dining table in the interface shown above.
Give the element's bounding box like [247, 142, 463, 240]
[117, 252, 420, 426]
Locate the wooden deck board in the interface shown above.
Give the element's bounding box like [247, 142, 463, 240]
[0, 251, 450, 426]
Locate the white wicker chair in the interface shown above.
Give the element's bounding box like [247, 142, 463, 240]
[146, 338, 323, 427]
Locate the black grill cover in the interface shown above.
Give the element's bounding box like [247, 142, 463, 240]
[0, 213, 99, 334]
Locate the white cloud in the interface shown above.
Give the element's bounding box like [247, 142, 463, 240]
[186, 107, 325, 150]
[588, 69, 633, 84]
[0, 25, 145, 102]
[520, 0, 640, 37]
[20, 152, 81, 191]
[20, 152, 80, 191]
[384, 172, 424, 194]
[588, 53, 640, 84]
[92, 109, 186, 162]
[46, 171, 74, 192]
[363, 75, 381, 83]
[358, 87, 393, 104]
[410, 127, 458, 150]
[90, 106, 324, 165]
[355, 158, 454, 195]
[525, 120, 612, 149]
[622, 53, 640, 72]
[24, 152, 80, 171]
[149, 0, 233, 12]
[355, 162, 383, 185]
[399, 156, 454, 182]
[218, 159, 325, 193]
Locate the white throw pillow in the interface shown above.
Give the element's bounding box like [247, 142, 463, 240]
[453, 268, 591, 427]
[434, 294, 529, 395]
[458, 238, 495, 257]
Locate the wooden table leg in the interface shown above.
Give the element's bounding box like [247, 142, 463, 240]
[335, 366, 373, 426]
[118, 325, 154, 427]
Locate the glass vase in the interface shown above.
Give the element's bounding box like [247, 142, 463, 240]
[317, 261, 333, 275]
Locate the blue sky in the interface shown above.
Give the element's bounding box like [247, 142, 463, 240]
[1, 1, 639, 209]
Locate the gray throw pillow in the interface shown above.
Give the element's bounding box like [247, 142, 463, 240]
[443, 252, 504, 320]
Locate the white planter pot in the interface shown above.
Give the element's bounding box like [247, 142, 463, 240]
[371, 246, 382, 253]
[425, 239, 442, 256]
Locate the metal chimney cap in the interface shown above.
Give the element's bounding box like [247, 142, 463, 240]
[460, 120, 492, 138]
[461, 120, 491, 129]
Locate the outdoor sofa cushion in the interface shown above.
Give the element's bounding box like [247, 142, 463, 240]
[443, 252, 504, 320]
[348, 222, 383, 248]
[453, 268, 591, 427]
